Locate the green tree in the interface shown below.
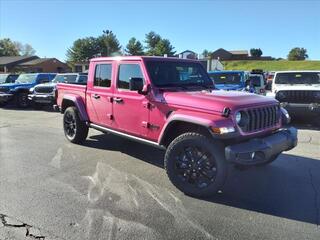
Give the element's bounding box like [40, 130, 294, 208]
[125, 37, 144, 55]
[202, 49, 212, 58]
[98, 30, 121, 56]
[153, 39, 176, 56]
[66, 37, 100, 62]
[287, 47, 308, 60]
[250, 48, 263, 57]
[0, 38, 20, 56]
[145, 31, 162, 55]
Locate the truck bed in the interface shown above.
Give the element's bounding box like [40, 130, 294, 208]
[56, 83, 86, 107]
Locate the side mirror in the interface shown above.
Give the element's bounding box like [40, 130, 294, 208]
[129, 77, 144, 92]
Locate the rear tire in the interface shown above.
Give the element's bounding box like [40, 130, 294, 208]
[165, 132, 227, 197]
[63, 106, 88, 144]
[0, 102, 8, 107]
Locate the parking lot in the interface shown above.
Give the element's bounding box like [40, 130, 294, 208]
[0, 107, 319, 240]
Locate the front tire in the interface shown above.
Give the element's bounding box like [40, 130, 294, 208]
[165, 132, 228, 197]
[63, 106, 88, 144]
[16, 92, 29, 108]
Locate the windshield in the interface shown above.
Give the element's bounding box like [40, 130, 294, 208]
[145, 61, 213, 88]
[275, 72, 320, 84]
[209, 72, 242, 85]
[249, 75, 262, 87]
[16, 74, 37, 83]
[0, 74, 9, 83]
[53, 74, 78, 83]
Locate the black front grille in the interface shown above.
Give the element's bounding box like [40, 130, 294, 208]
[35, 86, 54, 94]
[240, 105, 280, 132]
[276, 90, 320, 104]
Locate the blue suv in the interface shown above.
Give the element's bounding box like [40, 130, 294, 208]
[0, 73, 56, 107]
[208, 70, 248, 91]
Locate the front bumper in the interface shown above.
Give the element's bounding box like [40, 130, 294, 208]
[225, 127, 297, 165]
[28, 94, 55, 104]
[0, 93, 13, 103]
[281, 102, 320, 115]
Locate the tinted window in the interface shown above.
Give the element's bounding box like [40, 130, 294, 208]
[94, 64, 112, 87]
[209, 73, 242, 85]
[275, 72, 320, 84]
[118, 64, 143, 90]
[38, 74, 50, 83]
[78, 75, 88, 83]
[53, 74, 77, 83]
[249, 76, 262, 87]
[146, 61, 212, 87]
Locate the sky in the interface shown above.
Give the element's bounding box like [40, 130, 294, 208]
[0, 0, 319, 61]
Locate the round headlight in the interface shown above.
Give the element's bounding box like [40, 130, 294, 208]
[235, 112, 242, 124]
[277, 91, 286, 99]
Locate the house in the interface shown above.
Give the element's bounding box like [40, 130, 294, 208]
[18, 58, 70, 73]
[177, 50, 198, 59]
[0, 56, 70, 73]
[210, 48, 273, 61]
[69, 62, 90, 73]
[210, 48, 249, 61]
[0, 56, 39, 73]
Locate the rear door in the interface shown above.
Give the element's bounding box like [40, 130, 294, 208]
[112, 61, 149, 137]
[86, 62, 113, 127]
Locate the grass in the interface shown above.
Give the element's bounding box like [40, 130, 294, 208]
[222, 60, 320, 71]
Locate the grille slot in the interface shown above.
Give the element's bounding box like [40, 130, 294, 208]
[240, 105, 280, 133]
[276, 90, 320, 104]
[34, 86, 54, 94]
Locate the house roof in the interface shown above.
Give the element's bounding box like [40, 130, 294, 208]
[19, 58, 58, 66]
[0, 56, 39, 66]
[229, 50, 248, 55]
[179, 50, 196, 54]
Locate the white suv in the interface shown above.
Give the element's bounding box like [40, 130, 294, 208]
[269, 71, 320, 117]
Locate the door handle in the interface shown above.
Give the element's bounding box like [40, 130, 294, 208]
[92, 94, 100, 99]
[114, 97, 123, 103]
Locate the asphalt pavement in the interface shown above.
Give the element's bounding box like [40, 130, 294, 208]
[0, 107, 319, 240]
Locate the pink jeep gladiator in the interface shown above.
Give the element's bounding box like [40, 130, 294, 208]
[56, 56, 297, 197]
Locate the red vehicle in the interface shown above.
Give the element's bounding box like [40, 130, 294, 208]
[56, 56, 297, 197]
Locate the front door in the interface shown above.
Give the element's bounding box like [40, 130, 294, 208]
[86, 62, 113, 127]
[112, 62, 149, 137]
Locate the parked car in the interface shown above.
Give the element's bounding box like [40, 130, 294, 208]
[28, 73, 87, 108]
[247, 74, 266, 95]
[208, 70, 248, 91]
[56, 56, 297, 197]
[266, 71, 275, 91]
[0, 73, 56, 107]
[269, 71, 320, 118]
[0, 73, 19, 84]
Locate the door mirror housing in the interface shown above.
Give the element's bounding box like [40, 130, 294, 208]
[129, 77, 144, 92]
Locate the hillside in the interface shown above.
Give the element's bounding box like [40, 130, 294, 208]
[222, 60, 320, 71]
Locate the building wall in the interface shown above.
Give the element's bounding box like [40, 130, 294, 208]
[18, 60, 70, 73]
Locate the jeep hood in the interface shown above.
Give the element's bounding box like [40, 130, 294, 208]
[34, 82, 57, 88]
[215, 84, 244, 91]
[274, 84, 320, 91]
[0, 82, 33, 89]
[161, 90, 277, 114]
